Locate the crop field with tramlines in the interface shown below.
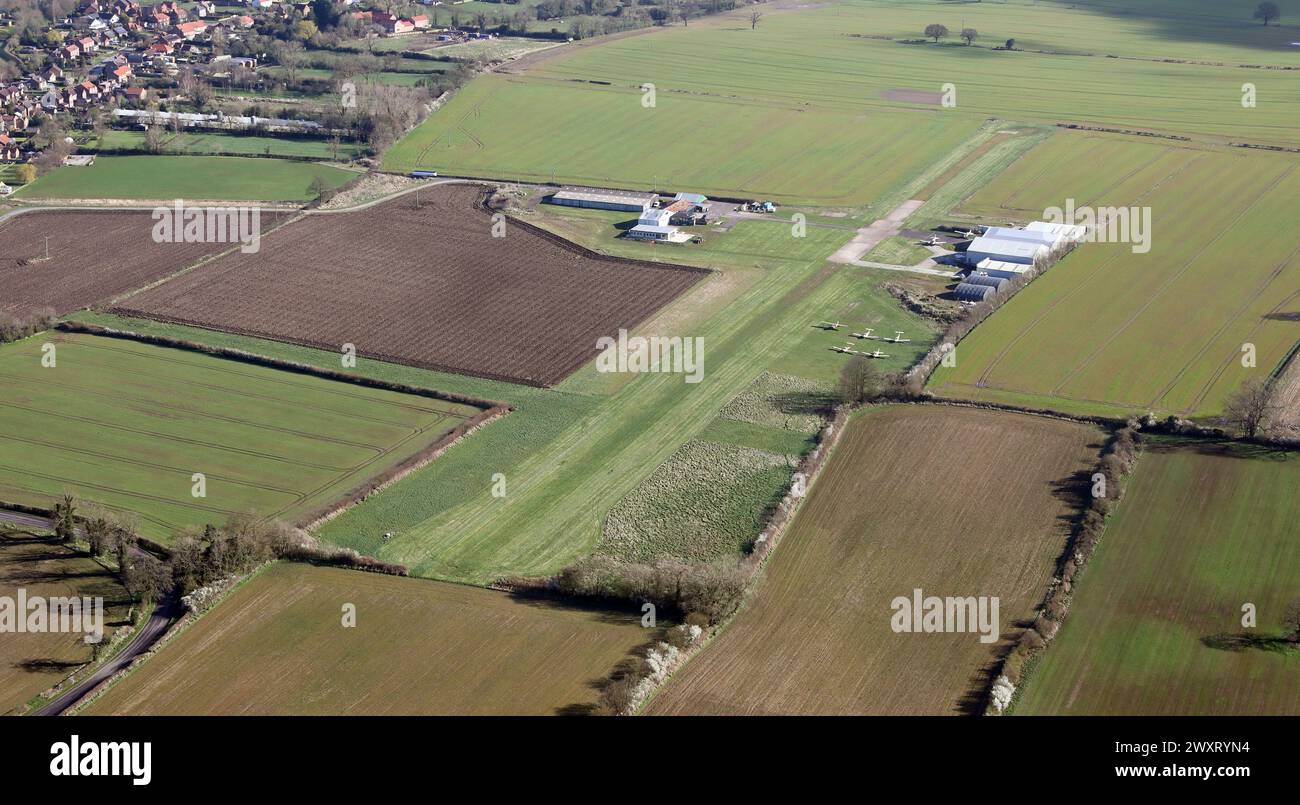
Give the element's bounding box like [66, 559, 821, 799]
[0, 332, 485, 541]
[648, 405, 1103, 715]
[929, 134, 1300, 419]
[85, 562, 650, 715]
[386, 0, 1300, 205]
[1014, 441, 1300, 715]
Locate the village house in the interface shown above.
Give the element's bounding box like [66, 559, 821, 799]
[175, 20, 207, 38]
[118, 85, 148, 104]
[0, 134, 23, 162]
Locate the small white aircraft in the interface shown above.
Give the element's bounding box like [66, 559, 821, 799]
[815, 320, 844, 331]
[884, 331, 912, 343]
[830, 342, 859, 354]
[850, 327, 876, 340]
[864, 349, 890, 359]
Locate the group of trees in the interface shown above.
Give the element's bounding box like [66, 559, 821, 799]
[556, 554, 749, 624]
[0, 309, 55, 343]
[922, 24, 978, 45]
[46, 496, 293, 608]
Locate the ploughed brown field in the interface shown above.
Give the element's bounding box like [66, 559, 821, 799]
[114, 184, 709, 386]
[0, 210, 234, 318]
[648, 405, 1103, 715]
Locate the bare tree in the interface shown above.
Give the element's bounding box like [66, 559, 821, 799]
[961, 27, 977, 46]
[1223, 377, 1278, 438]
[838, 356, 881, 405]
[924, 23, 948, 42]
[143, 125, 167, 154]
[52, 492, 77, 543]
[123, 552, 169, 607]
[749, 10, 761, 29]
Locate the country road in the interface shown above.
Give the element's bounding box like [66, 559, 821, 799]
[1, 509, 180, 716]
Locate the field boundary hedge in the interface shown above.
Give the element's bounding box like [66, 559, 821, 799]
[983, 424, 1141, 715]
[55, 320, 507, 410]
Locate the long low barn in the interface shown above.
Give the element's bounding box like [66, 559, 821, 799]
[965, 221, 1086, 266]
[547, 187, 657, 213]
[953, 282, 996, 303]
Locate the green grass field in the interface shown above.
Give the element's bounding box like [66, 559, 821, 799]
[526, 205, 855, 268]
[387, 0, 1300, 204]
[388, 73, 978, 206]
[862, 235, 934, 266]
[0, 332, 483, 541]
[929, 132, 1300, 419]
[598, 438, 795, 563]
[262, 66, 450, 86]
[16, 156, 357, 202]
[1015, 441, 1300, 715]
[97, 130, 365, 161]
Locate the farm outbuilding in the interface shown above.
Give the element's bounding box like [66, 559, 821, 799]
[974, 258, 1033, 280]
[963, 273, 1007, 292]
[547, 188, 658, 213]
[953, 282, 996, 303]
[966, 222, 1086, 266]
[965, 233, 1047, 266]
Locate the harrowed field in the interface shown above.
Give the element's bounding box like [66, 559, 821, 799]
[85, 562, 650, 715]
[649, 405, 1103, 715]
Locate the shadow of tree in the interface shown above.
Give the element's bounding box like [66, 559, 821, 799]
[769, 390, 837, 418]
[1201, 633, 1299, 655]
[15, 658, 84, 673]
